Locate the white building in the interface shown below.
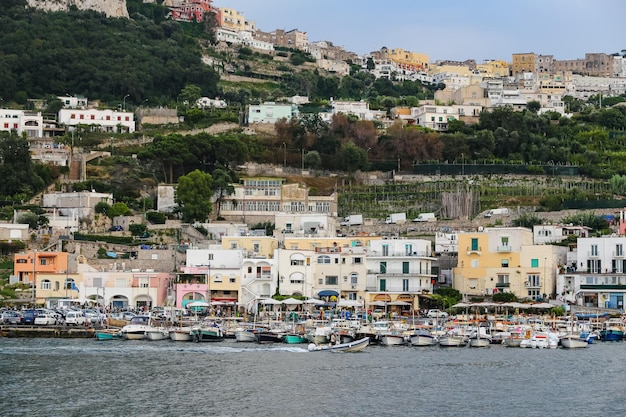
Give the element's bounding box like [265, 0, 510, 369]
[58, 95, 88, 109]
[0, 110, 43, 137]
[533, 224, 591, 245]
[365, 239, 436, 310]
[412, 104, 482, 131]
[557, 236, 626, 310]
[215, 27, 274, 53]
[435, 231, 458, 254]
[246, 102, 299, 124]
[331, 100, 385, 121]
[42, 191, 114, 219]
[58, 109, 135, 133]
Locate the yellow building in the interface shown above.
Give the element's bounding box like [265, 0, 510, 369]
[221, 235, 279, 259]
[511, 53, 535, 76]
[389, 48, 429, 71]
[453, 228, 566, 301]
[476, 60, 509, 77]
[219, 7, 255, 32]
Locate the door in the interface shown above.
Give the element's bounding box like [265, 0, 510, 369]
[379, 279, 386, 292]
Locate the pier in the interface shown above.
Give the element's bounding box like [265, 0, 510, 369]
[0, 325, 95, 338]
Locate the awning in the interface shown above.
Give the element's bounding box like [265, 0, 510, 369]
[317, 290, 339, 297]
[374, 294, 392, 301]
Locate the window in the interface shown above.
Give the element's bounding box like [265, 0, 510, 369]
[350, 273, 358, 284]
[402, 279, 409, 292]
[531, 259, 539, 268]
[382, 245, 389, 256]
[501, 237, 509, 246]
[229, 277, 236, 283]
[591, 245, 598, 256]
[617, 244, 623, 257]
[469, 278, 477, 289]
[528, 274, 540, 287]
[325, 275, 338, 285]
[380, 262, 387, 274]
[353, 257, 362, 265]
[41, 280, 51, 290]
[291, 259, 304, 266]
[379, 278, 386, 291]
[402, 262, 409, 274]
[317, 255, 331, 264]
[471, 238, 478, 251]
[405, 244, 413, 255]
[501, 259, 509, 268]
[497, 274, 509, 284]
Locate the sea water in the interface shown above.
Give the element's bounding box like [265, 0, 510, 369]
[1, 337, 624, 417]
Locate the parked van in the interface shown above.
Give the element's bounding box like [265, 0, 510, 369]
[65, 311, 86, 326]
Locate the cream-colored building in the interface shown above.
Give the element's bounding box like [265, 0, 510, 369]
[453, 227, 567, 301]
[476, 60, 509, 77]
[218, 178, 338, 224]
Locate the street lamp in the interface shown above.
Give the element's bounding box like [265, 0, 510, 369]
[123, 94, 130, 112]
[461, 152, 465, 176]
[31, 249, 37, 305]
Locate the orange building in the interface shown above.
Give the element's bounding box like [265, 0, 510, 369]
[14, 251, 69, 303]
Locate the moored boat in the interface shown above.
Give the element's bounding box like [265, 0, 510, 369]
[308, 337, 369, 353]
[283, 334, 309, 344]
[191, 324, 224, 342]
[145, 327, 170, 341]
[95, 329, 122, 341]
[560, 336, 589, 349]
[170, 327, 193, 342]
[379, 334, 406, 346]
[409, 329, 437, 346]
[438, 335, 466, 347]
[121, 315, 151, 340]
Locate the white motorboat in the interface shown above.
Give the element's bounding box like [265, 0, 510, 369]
[469, 338, 490, 348]
[170, 327, 193, 342]
[519, 331, 559, 349]
[438, 335, 467, 347]
[560, 336, 589, 349]
[146, 326, 170, 341]
[308, 337, 369, 353]
[121, 315, 151, 340]
[379, 334, 406, 346]
[409, 330, 437, 346]
[235, 328, 258, 342]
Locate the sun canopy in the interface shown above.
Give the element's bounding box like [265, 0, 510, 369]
[259, 298, 282, 305]
[369, 301, 387, 307]
[337, 299, 363, 307]
[186, 301, 210, 307]
[282, 297, 303, 305]
[387, 301, 411, 306]
[317, 290, 339, 297]
[304, 298, 325, 305]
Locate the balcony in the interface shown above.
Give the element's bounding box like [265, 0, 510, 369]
[613, 251, 625, 258]
[495, 282, 510, 288]
[466, 246, 481, 255]
[497, 245, 512, 252]
[525, 281, 541, 289]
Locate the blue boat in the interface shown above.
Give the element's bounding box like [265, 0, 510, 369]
[599, 320, 624, 341]
[95, 329, 122, 341]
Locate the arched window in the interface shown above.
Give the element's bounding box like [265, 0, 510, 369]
[41, 279, 51, 290]
[317, 255, 331, 264]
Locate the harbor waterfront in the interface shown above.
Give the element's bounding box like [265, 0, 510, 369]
[1, 337, 625, 417]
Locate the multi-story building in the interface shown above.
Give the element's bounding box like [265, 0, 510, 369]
[511, 52, 536, 76]
[58, 95, 88, 109]
[218, 7, 255, 31]
[365, 239, 436, 312]
[169, 0, 219, 22]
[217, 178, 337, 223]
[412, 104, 482, 131]
[554, 53, 614, 77]
[331, 100, 386, 121]
[0, 110, 43, 137]
[58, 108, 135, 133]
[13, 251, 70, 304]
[476, 60, 509, 77]
[557, 236, 626, 310]
[82, 270, 172, 310]
[388, 48, 429, 72]
[533, 224, 591, 245]
[215, 28, 274, 52]
[253, 29, 308, 50]
[453, 227, 567, 301]
[42, 191, 114, 220]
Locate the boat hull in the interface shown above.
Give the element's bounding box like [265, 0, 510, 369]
[170, 329, 193, 342]
[146, 329, 170, 341]
[308, 337, 369, 353]
[123, 331, 147, 340]
[191, 328, 224, 342]
[410, 334, 437, 346]
[380, 334, 406, 346]
[600, 330, 624, 342]
[235, 330, 257, 342]
[561, 337, 589, 349]
[438, 336, 466, 347]
[95, 330, 122, 341]
[256, 332, 283, 343]
[283, 334, 309, 344]
[469, 338, 490, 348]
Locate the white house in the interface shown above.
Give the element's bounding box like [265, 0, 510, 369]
[58, 95, 88, 109]
[42, 191, 114, 219]
[58, 109, 135, 133]
[0, 110, 43, 137]
[533, 224, 591, 245]
[331, 100, 385, 121]
[557, 236, 626, 310]
[412, 104, 482, 131]
[246, 102, 299, 124]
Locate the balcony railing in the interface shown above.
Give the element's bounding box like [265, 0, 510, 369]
[497, 245, 512, 252]
[466, 246, 481, 254]
[525, 281, 541, 288]
[495, 282, 510, 288]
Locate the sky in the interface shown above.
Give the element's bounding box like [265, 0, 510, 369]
[216, 0, 626, 62]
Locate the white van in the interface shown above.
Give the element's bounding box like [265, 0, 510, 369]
[65, 311, 86, 326]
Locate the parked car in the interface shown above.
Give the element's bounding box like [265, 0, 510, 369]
[34, 313, 57, 325]
[109, 225, 123, 232]
[21, 310, 37, 325]
[1, 311, 22, 325]
[65, 311, 86, 326]
[426, 309, 449, 318]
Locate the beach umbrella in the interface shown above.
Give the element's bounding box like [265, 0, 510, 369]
[368, 300, 387, 307]
[387, 301, 411, 306]
[303, 298, 324, 305]
[452, 302, 472, 308]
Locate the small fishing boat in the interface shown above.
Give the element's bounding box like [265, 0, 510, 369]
[560, 336, 589, 349]
[283, 334, 309, 344]
[308, 337, 369, 353]
[95, 329, 122, 341]
[170, 327, 193, 342]
[145, 326, 170, 341]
